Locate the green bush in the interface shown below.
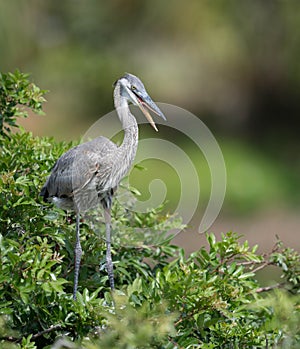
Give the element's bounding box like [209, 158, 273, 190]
[0, 70, 47, 136]
[0, 71, 300, 349]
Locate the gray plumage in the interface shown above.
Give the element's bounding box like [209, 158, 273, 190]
[40, 73, 166, 299]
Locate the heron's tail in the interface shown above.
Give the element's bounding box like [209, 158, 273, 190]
[39, 184, 49, 202]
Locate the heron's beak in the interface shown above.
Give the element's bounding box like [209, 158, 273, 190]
[136, 95, 166, 132]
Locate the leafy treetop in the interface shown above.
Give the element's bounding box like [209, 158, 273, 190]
[0, 70, 47, 136]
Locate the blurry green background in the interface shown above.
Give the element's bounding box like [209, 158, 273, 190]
[1, 0, 299, 253]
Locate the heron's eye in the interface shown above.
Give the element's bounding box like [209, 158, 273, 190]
[131, 85, 137, 91]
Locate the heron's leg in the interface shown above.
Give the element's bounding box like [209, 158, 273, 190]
[73, 213, 82, 300]
[104, 207, 115, 290]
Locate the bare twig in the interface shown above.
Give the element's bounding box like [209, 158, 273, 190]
[31, 324, 63, 339]
[255, 283, 284, 293]
[0, 335, 19, 342]
[252, 261, 271, 273]
[236, 240, 283, 274]
[0, 325, 62, 344]
[236, 260, 258, 266]
[174, 317, 183, 327]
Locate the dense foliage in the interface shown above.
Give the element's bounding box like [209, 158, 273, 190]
[0, 70, 47, 136]
[0, 73, 300, 348]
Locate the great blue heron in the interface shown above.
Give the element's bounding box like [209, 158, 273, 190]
[40, 73, 166, 300]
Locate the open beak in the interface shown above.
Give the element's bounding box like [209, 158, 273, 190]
[135, 94, 166, 132]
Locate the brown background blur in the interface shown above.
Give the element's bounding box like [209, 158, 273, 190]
[1, 1, 299, 255]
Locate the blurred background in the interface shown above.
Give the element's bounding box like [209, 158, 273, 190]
[1, 0, 299, 255]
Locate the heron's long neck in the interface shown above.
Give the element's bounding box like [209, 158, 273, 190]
[114, 84, 139, 165]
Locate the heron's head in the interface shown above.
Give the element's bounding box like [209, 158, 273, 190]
[114, 73, 166, 131]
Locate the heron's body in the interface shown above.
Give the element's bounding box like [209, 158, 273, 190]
[40, 73, 166, 299]
[41, 130, 138, 211]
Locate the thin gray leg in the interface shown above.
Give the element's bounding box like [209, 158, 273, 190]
[104, 207, 115, 290]
[73, 213, 82, 300]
